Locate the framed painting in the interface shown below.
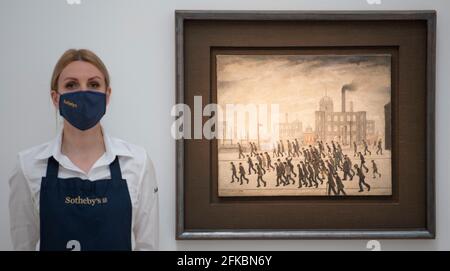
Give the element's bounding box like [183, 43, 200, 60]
[175, 10, 436, 239]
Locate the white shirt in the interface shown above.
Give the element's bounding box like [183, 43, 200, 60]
[8, 125, 159, 251]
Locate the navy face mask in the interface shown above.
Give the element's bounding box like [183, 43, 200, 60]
[58, 90, 106, 131]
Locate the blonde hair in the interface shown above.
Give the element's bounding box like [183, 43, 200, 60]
[50, 49, 110, 91]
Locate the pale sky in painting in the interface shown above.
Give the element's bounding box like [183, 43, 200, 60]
[217, 54, 391, 134]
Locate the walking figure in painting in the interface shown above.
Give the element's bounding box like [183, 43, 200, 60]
[249, 142, 254, 157]
[376, 139, 383, 155]
[238, 163, 249, 185]
[334, 173, 346, 196]
[342, 155, 354, 181]
[252, 142, 258, 156]
[326, 169, 337, 196]
[354, 164, 371, 192]
[255, 163, 267, 188]
[287, 140, 294, 157]
[371, 160, 381, 178]
[247, 155, 257, 175]
[296, 164, 306, 188]
[286, 157, 297, 178]
[265, 152, 275, 171]
[230, 162, 239, 183]
[358, 152, 369, 173]
[363, 140, 371, 156]
[237, 142, 245, 159]
[277, 142, 284, 157]
[284, 161, 295, 185]
[275, 162, 287, 187]
[256, 153, 265, 174]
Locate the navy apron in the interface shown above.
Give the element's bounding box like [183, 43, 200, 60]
[39, 155, 132, 251]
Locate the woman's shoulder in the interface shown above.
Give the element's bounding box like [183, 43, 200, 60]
[18, 139, 53, 169]
[108, 136, 157, 193]
[108, 136, 149, 162]
[107, 135, 156, 178]
[17, 141, 53, 162]
[11, 141, 53, 195]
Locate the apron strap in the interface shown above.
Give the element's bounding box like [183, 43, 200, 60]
[109, 156, 123, 180]
[45, 156, 59, 178]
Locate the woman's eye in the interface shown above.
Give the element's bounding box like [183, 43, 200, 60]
[65, 82, 78, 89]
[89, 82, 100, 88]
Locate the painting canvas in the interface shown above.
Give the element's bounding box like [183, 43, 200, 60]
[217, 54, 392, 197]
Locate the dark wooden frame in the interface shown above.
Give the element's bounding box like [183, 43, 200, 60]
[175, 10, 436, 239]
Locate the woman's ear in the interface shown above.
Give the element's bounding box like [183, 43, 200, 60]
[50, 90, 59, 109]
[106, 86, 112, 106]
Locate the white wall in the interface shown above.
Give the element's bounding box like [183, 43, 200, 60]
[0, 0, 448, 251]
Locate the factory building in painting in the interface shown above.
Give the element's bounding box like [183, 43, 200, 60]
[315, 85, 375, 145]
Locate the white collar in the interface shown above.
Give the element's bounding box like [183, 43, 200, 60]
[35, 124, 133, 174]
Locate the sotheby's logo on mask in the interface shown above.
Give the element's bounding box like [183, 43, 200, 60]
[58, 90, 106, 131]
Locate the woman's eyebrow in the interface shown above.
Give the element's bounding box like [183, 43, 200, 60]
[88, 76, 102, 81]
[63, 77, 78, 82]
[62, 76, 102, 81]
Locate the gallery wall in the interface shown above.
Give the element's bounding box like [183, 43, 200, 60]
[0, 0, 448, 250]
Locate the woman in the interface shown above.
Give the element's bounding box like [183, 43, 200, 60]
[8, 49, 159, 251]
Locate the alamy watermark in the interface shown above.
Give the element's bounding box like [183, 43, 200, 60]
[66, 0, 81, 5]
[171, 96, 281, 142]
[366, 0, 382, 4]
